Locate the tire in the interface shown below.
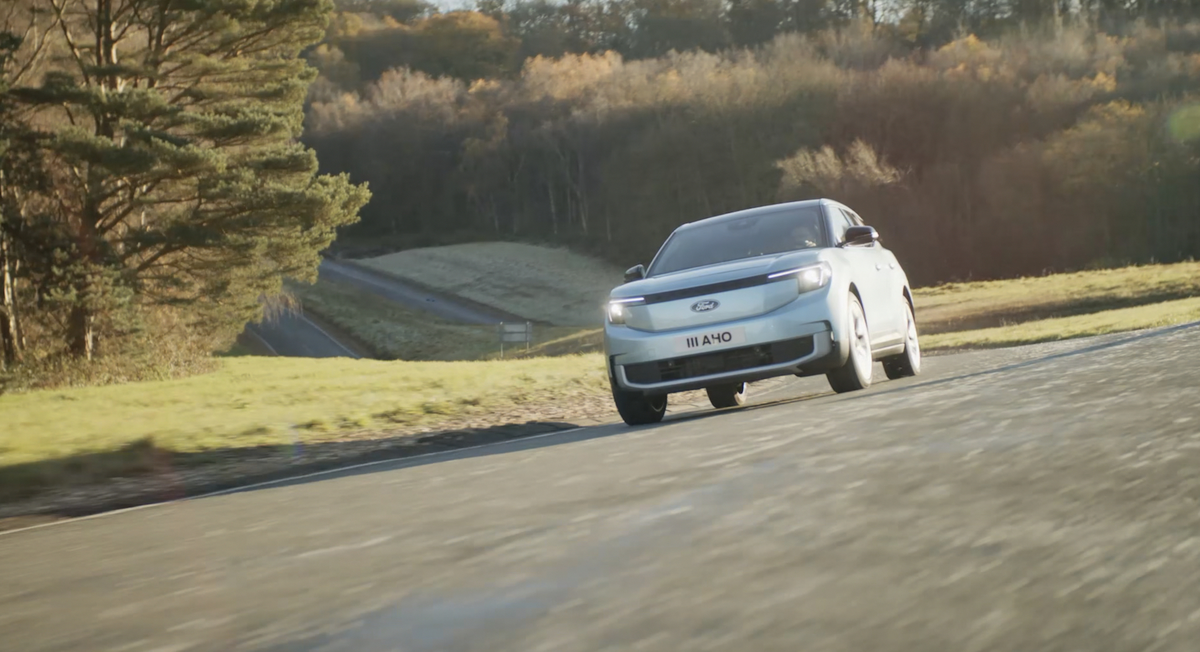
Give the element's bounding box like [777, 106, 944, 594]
[883, 301, 921, 380]
[706, 381, 748, 409]
[612, 384, 667, 425]
[827, 293, 873, 393]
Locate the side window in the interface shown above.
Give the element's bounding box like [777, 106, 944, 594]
[839, 207, 875, 247]
[832, 209, 854, 244]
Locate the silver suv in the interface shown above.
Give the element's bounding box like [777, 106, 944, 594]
[604, 199, 921, 425]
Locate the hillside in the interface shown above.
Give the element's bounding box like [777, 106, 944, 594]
[357, 242, 625, 327]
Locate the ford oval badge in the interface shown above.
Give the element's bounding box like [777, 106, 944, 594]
[691, 300, 719, 313]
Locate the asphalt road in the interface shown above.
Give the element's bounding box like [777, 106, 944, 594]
[245, 311, 359, 359]
[247, 260, 506, 358]
[318, 260, 506, 325]
[4, 323, 1200, 652]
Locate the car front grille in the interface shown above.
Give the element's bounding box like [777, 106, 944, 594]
[623, 336, 815, 385]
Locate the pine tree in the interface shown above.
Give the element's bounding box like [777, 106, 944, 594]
[11, 0, 369, 359]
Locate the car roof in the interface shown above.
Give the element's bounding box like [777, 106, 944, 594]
[673, 199, 843, 232]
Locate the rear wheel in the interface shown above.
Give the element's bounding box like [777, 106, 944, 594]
[827, 293, 872, 393]
[706, 381, 748, 409]
[883, 301, 921, 380]
[612, 385, 667, 425]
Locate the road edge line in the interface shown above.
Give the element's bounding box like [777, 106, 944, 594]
[244, 324, 279, 356]
[0, 425, 589, 538]
[326, 258, 528, 324]
[297, 310, 360, 359]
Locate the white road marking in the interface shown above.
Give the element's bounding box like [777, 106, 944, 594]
[244, 325, 278, 356]
[296, 311, 359, 359]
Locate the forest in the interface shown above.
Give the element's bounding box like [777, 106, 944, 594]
[2, 0, 1200, 385]
[306, 0, 1200, 285]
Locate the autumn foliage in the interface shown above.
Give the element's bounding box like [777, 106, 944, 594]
[307, 19, 1200, 285]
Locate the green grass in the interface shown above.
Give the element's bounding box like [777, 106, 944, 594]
[923, 296, 1200, 350]
[0, 354, 608, 500]
[915, 261, 1200, 334]
[358, 242, 624, 327]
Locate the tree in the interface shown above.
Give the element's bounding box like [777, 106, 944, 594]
[9, 0, 369, 360]
[0, 31, 24, 370]
[1, 1, 61, 371]
[628, 0, 731, 57]
[340, 11, 521, 82]
[338, 0, 432, 23]
[726, 0, 787, 47]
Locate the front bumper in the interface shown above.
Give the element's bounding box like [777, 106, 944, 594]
[604, 286, 849, 394]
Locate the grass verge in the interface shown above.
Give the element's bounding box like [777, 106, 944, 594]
[922, 296, 1200, 350]
[916, 261, 1200, 334]
[0, 354, 607, 504]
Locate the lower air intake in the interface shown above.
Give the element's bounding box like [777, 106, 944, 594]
[623, 336, 815, 385]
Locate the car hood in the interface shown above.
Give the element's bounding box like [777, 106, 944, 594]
[610, 250, 825, 300]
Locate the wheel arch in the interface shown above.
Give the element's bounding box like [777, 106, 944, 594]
[902, 286, 915, 320]
[847, 282, 864, 309]
[835, 282, 865, 364]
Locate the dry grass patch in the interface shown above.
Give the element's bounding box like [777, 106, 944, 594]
[358, 242, 624, 326]
[517, 327, 605, 358]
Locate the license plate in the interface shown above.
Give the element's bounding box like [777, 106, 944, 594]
[674, 327, 746, 353]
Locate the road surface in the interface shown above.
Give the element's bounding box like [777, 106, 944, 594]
[3, 324, 1200, 652]
[319, 260, 508, 325]
[247, 260, 507, 358]
[245, 311, 359, 359]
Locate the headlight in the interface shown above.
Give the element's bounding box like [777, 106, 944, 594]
[767, 262, 832, 294]
[607, 296, 645, 325]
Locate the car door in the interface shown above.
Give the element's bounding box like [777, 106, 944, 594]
[840, 207, 903, 344]
[829, 208, 887, 344]
[840, 207, 902, 345]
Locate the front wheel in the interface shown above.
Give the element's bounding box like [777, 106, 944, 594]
[706, 381, 748, 409]
[612, 384, 667, 425]
[827, 293, 873, 393]
[883, 301, 921, 380]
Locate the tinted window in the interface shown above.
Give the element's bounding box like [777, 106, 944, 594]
[648, 207, 828, 276]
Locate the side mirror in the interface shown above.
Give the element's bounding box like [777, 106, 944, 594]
[624, 264, 646, 283]
[842, 225, 879, 247]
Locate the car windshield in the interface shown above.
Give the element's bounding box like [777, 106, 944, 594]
[648, 206, 828, 276]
